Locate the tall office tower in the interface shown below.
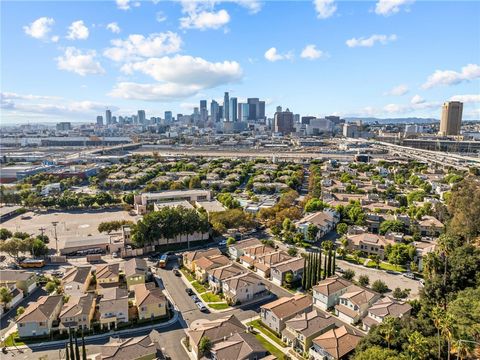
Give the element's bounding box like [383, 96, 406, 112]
[137, 110, 146, 124]
[294, 114, 300, 123]
[439, 101, 463, 136]
[96, 115, 104, 126]
[118, 116, 125, 125]
[200, 100, 208, 123]
[276, 106, 282, 113]
[238, 103, 249, 122]
[105, 109, 112, 125]
[258, 101, 265, 120]
[219, 105, 224, 120]
[210, 100, 220, 123]
[229, 97, 238, 122]
[343, 123, 359, 138]
[273, 108, 294, 135]
[301, 116, 315, 125]
[164, 111, 173, 123]
[223, 92, 230, 121]
[247, 98, 260, 120]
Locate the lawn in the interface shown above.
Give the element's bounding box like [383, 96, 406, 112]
[201, 292, 223, 302]
[191, 281, 208, 294]
[366, 261, 406, 272]
[247, 320, 286, 348]
[180, 268, 195, 282]
[254, 333, 286, 360]
[1, 332, 25, 347]
[208, 303, 230, 310]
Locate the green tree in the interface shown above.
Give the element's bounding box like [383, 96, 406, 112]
[16, 306, 25, 317]
[343, 269, 355, 281]
[226, 237, 236, 246]
[407, 331, 430, 360]
[45, 281, 57, 293]
[372, 280, 389, 294]
[0, 287, 13, 308]
[285, 271, 294, 288]
[0, 228, 12, 240]
[336, 222, 348, 235]
[353, 346, 398, 360]
[306, 224, 319, 242]
[380, 316, 397, 349]
[358, 275, 369, 287]
[287, 247, 298, 257]
[447, 179, 480, 242]
[379, 220, 405, 235]
[198, 337, 212, 356]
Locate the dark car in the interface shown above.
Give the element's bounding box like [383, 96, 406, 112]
[173, 268, 181, 277]
[386, 270, 397, 275]
[185, 288, 194, 296]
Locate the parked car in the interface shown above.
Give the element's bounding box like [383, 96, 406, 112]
[196, 302, 207, 312]
[403, 272, 416, 279]
[419, 279, 425, 286]
[185, 288, 194, 296]
[218, 240, 227, 246]
[386, 270, 397, 275]
[191, 295, 200, 302]
[173, 268, 181, 277]
[335, 266, 345, 274]
[112, 252, 118, 258]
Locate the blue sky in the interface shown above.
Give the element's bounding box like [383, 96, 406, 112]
[1, 0, 479, 124]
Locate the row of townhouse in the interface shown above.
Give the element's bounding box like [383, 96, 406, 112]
[183, 247, 268, 304]
[295, 209, 340, 242]
[229, 238, 305, 286]
[16, 258, 168, 338]
[0, 270, 38, 315]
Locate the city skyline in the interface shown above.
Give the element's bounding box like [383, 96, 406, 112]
[1, 0, 480, 124]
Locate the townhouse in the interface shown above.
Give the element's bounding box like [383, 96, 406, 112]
[253, 250, 292, 279]
[96, 263, 120, 291]
[183, 248, 222, 272]
[59, 293, 96, 333]
[362, 296, 412, 331]
[282, 309, 337, 355]
[133, 283, 168, 320]
[312, 276, 353, 310]
[296, 209, 340, 242]
[270, 257, 304, 286]
[210, 332, 267, 360]
[192, 254, 230, 283]
[260, 295, 313, 334]
[124, 258, 148, 290]
[61, 266, 92, 297]
[0, 269, 37, 295]
[207, 263, 246, 294]
[309, 325, 364, 360]
[417, 215, 444, 237]
[335, 285, 381, 324]
[17, 295, 63, 338]
[98, 287, 129, 330]
[222, 273, 267, 304]
[93, 332, 161, 360]
[228, 238, 262, 260]
[346, 232, 394, 260]
[239, 244, 276, 268]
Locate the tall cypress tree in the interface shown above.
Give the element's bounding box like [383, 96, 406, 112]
[82, 331, 87, 360]
[65, 342, 70, 360]
[302, 256, 307, 290]
[332, 250, 336, 275]
[69, 328, 75, 360]
[309, 253, 315, 289]
[312, 252, 318, 286]
[317, 249, 322, 282]
[75, 331, 81, 360]
[323, 251, 328, 279]
[327, 249, 332, 277]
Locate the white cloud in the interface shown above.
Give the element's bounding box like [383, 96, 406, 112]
[106, 22, 121, 34]
[384, 84, 409, 96]
[180, 9, 230, 30]
[51, 35, 60, 43]
[314, 0, 337, 19]
[422, 64, 480, 89]
[67, 20, 89, 40]
[375, 0, 414, 16]
[110, 54, 243, 101]
[56, 47, 105, 76]
[300, 45, 324, 60]
[411, 95, 425, 104]
[1, 92, 60, 101]
[23, 17, 55, 41]
[264, 47, 293, 62]
[156, 11, 167, 22]
[121, 55, 243, 87]
[449, 94, 480, 103]
[116, 0, 140, 10]
[104, 32, 182, 62]
[346, 34, 397, 48]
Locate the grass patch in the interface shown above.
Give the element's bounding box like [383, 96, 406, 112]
[247, 320, 286, 348]
[366, 261, 406, 272]
[180, 268, 195, 282]
[191, 281, 208, 294]
[254, 333, 286, 360]
[201, 292, 222, 302]
[208, 303, 230, 310]
[1, 332, 25, 347]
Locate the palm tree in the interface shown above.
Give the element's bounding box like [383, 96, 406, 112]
[407, 331, 429, 360]
[439, 313, 455, 360]
[380, 316, 397, 350]
[451, 339, 475, 360]
[431, 306, 444, 360]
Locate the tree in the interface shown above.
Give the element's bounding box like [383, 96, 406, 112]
[0, 287, 13, 308]
[358, 275, 369, 287]
[226, 237, 236, 246]
[353, 346, 398, 360]
[45, 281, 57, 293]
[198, 336, 212, 356]
[16, 306, 25, 317]
[372, 280, 389, 293]
[285, 271, 294, 288]
[343, 269, 355, 281]
[447, 179, 480, 242]
[380, 316, 397, 349]
[392, 287, 410, 300]
[407, 331, 430, 360]
[379, 220, 405, 235]
[74, 331, 81, 360]
[369, 254, 380, 269]
[306, 224, 319, 242]
[287, 247, 298, 257]
[336, 222, 348, 235]
[0, 238, 24, 261]
[0, 228, 12, 240]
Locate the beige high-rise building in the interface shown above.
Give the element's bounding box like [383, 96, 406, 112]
[439, 101, 463, 136]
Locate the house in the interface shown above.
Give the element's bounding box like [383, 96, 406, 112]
[362, 297, 412, 331]
[133, 283, 168, 320]
[346, 232, 394, 260]
[270, 257, 304, 286]
[59, 293, 96, 332]
[17, 295, 63, 338]
[253, 251, 292, 278]
[96, 263, 120, 290]
[413, 241, 437, 271]
[228, 238, 262, 260]
[335, 285, 380, 324]
[312, 276, 353, 310]
[260, 295, 313, 334]
[240, 244, 276, 268]
[210, 332, 267, 360]
[98, 288, 129, 330]
[417, 215, 444, 237]
[187, 314, 245, 360]
[61, 266, 92, 296]
[183, 248, 222, 272]
[222, 273, 267, 304]
[0, 269, 37, 295]
[124, 258, 148, 290]
[0, 285, 23, 314]
[282, 309, 337, 355]
[193, 254, 230, 283]
[207, 263, 246, 294]
[296, 209, 340, 242]
[309, 325, 364, 360]
[92, 331, 163, 360]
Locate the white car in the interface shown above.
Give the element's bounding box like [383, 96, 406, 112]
[218, 240, 227, 246]
[112, 252, 118, 258]
[196, 302, 207, 312]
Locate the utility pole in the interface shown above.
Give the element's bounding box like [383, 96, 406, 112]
[52, 221, 59, 255]
[39, 227, 46, 238]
